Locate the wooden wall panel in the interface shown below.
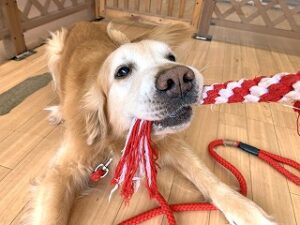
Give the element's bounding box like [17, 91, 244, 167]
[211, 0, 300, 39]
[0, 0, 93, 57]
[1, 0, 26, 55]
[103, 0, 201, 27]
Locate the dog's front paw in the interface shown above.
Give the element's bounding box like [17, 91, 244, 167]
[221, 198, 277, 225]
[212, 188, 277, 225]
[224, 208, 277, 225]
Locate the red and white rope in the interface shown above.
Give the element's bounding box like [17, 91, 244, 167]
[199, 72, 300, 107]
[111, 119, 159, 202]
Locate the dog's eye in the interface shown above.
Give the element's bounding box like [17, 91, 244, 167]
[167, 54, 176, 62]
[115, 66, 131, 79]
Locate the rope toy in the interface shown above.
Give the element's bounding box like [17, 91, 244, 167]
[199, 72, 300, 107]
[91, 72, 300, 225]
[199, 72, 300, 134]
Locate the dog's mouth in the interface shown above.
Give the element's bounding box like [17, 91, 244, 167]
[153, 106, 193, 131]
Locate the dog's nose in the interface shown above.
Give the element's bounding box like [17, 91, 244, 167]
[155, 66, 195, 98]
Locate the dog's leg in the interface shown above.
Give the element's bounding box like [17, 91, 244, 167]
[25, 141, 94, 225]
[159, 136, 277, 225]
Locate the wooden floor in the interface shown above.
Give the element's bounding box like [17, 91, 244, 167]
[0, 21, 300, 225]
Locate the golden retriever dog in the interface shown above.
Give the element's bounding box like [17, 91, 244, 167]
[25, 21, 277, 225]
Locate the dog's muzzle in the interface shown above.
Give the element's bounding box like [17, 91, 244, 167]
[153, 66, 199, 129]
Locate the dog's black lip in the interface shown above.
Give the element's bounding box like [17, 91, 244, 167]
[153, 106, 192, 127]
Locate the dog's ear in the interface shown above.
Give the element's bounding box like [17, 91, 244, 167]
[133, 23, 192, 48]
[107, 22, 130, 46]
[83, 86, 107, 145]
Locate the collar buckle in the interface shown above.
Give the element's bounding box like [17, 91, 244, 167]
[90, 158, 113, 182]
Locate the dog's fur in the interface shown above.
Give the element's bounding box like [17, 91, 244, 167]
[25, 22, 277, 225]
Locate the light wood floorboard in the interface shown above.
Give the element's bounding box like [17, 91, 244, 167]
[0, 166, 10, 181]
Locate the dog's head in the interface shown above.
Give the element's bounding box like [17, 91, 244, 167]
[85, 23, 203, 144]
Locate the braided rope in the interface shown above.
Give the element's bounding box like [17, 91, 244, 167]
[118, 140, 247, 225]
[199, 72, 300, 105]
[118, 139, 300, 225]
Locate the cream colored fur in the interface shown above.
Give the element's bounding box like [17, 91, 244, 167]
[106, 22, 130, 46]
[47, 28, 67, 93]
[45, 28, 67, 125]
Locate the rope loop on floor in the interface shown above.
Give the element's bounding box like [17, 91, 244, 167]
[117, 139, 299, 225]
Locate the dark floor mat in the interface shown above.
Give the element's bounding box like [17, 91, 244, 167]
[0, 73, 52, 115]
